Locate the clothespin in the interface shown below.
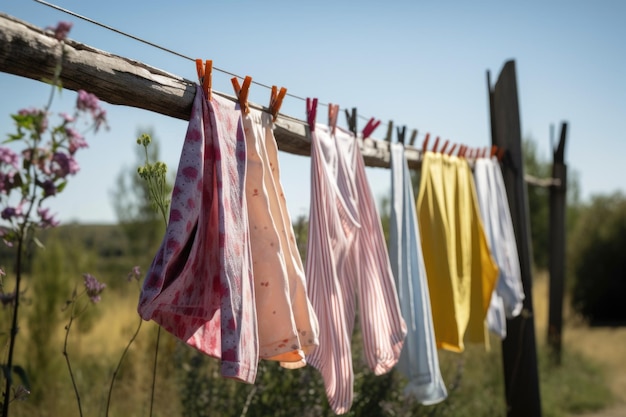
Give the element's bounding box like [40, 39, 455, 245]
[269, 86, 287, 122]
[448, 143, 458, 156]
[345, 107, 357, 136]
[421, 133, 431, 153]
[497, 147, 505, 161]
[195, 59, 212, 100]
[328, 103, 340, 135]
[490, 145, 498, 158]
[385, 120, 394, 142]
[440, 139, 449, 154]
[432, 136, 440, 153]
[306, 98, 318, 132]
[231, 76, 252, 114]
[409, 129, 418, 147]
[458, 144, 466, 157]
[362, 117, 381, 140]
[397, 125, 407, 145]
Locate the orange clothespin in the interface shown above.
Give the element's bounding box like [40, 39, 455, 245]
[269, 86, 287, 122]
[497, 147, 505, 161]
[448, 143, 458, 156]
[195, 59, 213, 100]
[231, 76, 252, 114]
[440, 139, 449, 154]
[421, 133, 431, 153]
[328, 103, 340, 135]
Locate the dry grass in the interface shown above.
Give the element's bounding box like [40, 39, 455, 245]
[533, 271, 626, 416]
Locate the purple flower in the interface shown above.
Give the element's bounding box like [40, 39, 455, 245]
[37, 207, 59, 229]
[126, 265, 141, 282]
[40, 179, 57, 197]
[0, 171, 20, 195]
[83, 273, 106, 303]
[51, 152, 79, 178]
[0, 147, 19, 170]
[93, 109, 108, 132]
[1, 205, 22, 221]
[60, 112, 75, 123]
[66, 127, 88, 154]
[76, 90, 101, 114]
[46, 21, 72, 41]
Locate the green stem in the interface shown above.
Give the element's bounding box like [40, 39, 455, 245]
[63, 301, 84, 417]
[1, 235, 24, 417]
[105, 316, 143, 417]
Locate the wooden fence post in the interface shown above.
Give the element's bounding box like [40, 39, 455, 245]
[487, 60, 543, 417]
[548, 122, 568, 364]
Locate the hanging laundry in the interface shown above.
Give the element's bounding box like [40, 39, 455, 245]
[137, 87, 258, 383]
[389, 143, 447, 405]
[305, 108, 406, 414]
[240, 107, 319, 368]
[416, 151, 498, 352]
[473, 156, 524, 339]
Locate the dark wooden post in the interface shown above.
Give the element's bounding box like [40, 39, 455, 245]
[548, 122, 568, 364]
[487, 60, 543, 417]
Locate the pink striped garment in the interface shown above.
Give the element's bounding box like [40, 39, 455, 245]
[137, 88, 258, 383]
[305, 117, 407, 414]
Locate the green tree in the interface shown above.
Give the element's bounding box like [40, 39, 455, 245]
[569, 192, 626, 324]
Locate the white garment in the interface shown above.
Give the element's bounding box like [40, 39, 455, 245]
[389, 143, 447, 405]
[473, 157, 525, 339]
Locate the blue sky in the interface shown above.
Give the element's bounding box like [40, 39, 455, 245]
[1, 1, 625, 224]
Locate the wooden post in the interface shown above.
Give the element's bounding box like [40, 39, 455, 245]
[548, 122, 568, 364]
[487, 60, 542, 417]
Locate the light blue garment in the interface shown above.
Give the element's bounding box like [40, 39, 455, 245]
[473, 157, 525, 340]
[389, 143, 447, 405]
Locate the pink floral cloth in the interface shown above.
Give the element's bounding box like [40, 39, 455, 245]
[138, 87, 258, 383]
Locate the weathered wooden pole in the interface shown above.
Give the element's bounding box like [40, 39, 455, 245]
[487, 60, 542, 417]
[548, 122, 568, 364]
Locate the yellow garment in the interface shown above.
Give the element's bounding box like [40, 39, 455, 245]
[417, 152, 498, 352]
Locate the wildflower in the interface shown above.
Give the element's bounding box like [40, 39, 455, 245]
[1, 205, 22, 221]
[18, 108, 48, 135]
[46, 21, 72, 41]
[39, 179, 57, 197]
[51, 152, 80, 178]
[76, 90, 101, 114]
[83, 273, 106, 303]
[37, 207, 59, 229]
[126, 265, 141, 282]
[0, 147, 20, 170]
[0, 171, 21, 195]
[12, 385, 30, 401]
[93, 108, 108, 132]
[59, 112, 75, 123]
[65, 127, 88, 154]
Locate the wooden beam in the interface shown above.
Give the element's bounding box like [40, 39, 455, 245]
[0, 13, 422, 170]
[488, 60, 543, 417]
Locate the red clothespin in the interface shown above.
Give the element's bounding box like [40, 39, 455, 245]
[432, 136, 440, 153]
[497, 147, 505, 161]
[362, 117, 381, 140]
[306, 98, 318, 132]
[490, 145, 498, 158]
[440, 139, 449, 154]
[231, 76, 252, 114]
[328, 103, 340, 135]
[448, 143, 458, 156]
[421, 133, 431, 153]
[195, 59, 212, 100]
[269, 86, 287, 122]
[458, 144, 466, 157]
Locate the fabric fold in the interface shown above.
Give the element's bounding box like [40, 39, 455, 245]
[138, 87, 258, 383]
[473, 156, 524, 339]
[416, 151, 498, 352]
[306, 124, 406, 414]
[389, 143, 447, 405]
[241, 109, 319, 367]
